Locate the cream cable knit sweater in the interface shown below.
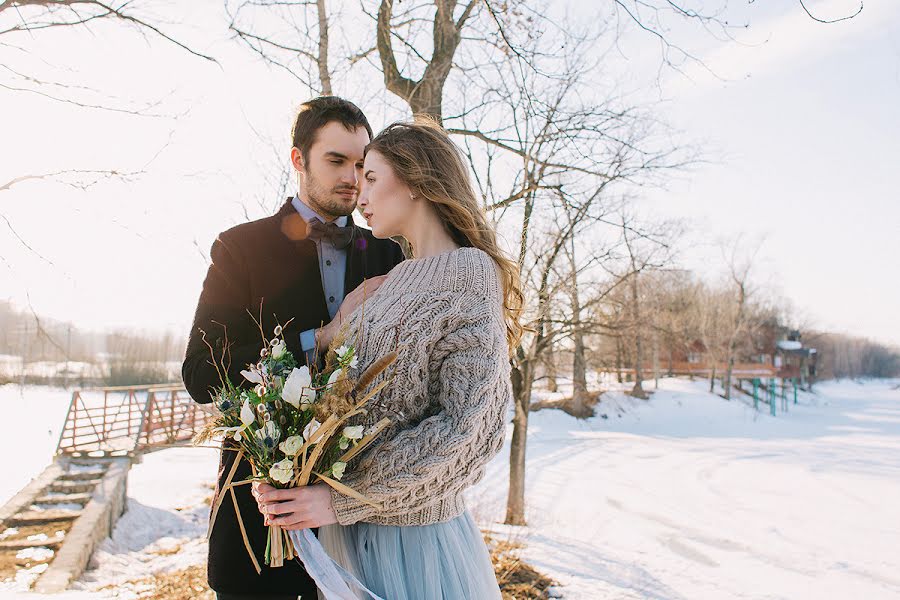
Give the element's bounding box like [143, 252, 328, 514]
[329, 246, 512, 527]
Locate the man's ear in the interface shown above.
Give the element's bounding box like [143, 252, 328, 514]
[290, 147, 305, 173]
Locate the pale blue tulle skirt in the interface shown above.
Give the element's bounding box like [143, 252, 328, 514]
[317, 510, 502, 600]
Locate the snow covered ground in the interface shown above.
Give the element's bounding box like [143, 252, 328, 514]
[469, 377, 900, 600]
[2, 378, 899, 599]
[0, 385, 73, 506]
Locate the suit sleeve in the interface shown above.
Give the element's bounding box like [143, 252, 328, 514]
[182, 234, 263, 404]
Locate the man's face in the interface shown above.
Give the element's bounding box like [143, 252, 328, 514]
[292, 121, 369, 220]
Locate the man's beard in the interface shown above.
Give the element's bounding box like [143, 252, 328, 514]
[304, 168, 357, 219]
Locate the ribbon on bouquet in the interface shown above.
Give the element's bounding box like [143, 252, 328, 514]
[288, 528, 385, 600]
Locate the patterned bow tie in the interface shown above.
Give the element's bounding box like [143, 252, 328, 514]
[307, 219, 353, 249]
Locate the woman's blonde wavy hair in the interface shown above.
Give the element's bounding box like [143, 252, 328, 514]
[365, 116, 525, 351]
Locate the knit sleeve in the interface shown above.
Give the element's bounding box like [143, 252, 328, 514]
[329, 298, 512, 526]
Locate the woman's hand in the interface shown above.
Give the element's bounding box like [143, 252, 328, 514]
[317, 275, 388, 349]
[252, 481, 338, 530]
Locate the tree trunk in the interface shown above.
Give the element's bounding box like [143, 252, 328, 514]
[724, 357, 733, 400]
[316, 0, 332, 95]
[630, 272, 646, 399]
[545, 342, 558, 393]
[505, 356, 531, 525]
[572, 328, 590, 416]
[615, 336, 623, 383]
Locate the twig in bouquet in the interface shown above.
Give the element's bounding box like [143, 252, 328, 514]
[314, 471, 381, 508]
[210, 319, 234, 374]
[250, 299, 267, 347]
[294, 414, 341, 486]
[208, 450, 243, 538]
[230, 485, 262, 574]
[199, 329, 227, 388]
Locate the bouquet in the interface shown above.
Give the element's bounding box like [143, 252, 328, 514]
[195, 316, 396, 576]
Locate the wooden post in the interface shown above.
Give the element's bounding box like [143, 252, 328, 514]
[752, 378, 759, 410]
[793, 378, 798, 404]
[769, 378, 776, 416]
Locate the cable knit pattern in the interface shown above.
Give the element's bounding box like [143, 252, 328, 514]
[329, 247, 512, 527]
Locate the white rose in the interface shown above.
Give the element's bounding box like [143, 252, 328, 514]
[342, 425, 364, 440]
[282, 366, 313, 408]
[331, 461, 347, 480]
[278, 435, 304, 457]
[269, 459, 294, 485]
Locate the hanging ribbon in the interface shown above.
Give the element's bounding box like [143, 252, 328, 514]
[287, 528, 385, 600]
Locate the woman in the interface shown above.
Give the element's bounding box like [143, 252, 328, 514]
[253, 117, 524, 599]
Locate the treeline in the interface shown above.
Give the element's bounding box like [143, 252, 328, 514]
[806, 332, 900, 380]
[0, 300, 184, 386]
[532, 254, 899, 412]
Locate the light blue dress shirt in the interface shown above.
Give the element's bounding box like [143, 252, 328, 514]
[292, 195, 349, 365]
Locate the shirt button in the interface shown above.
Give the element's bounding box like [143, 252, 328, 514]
[329, 296, 335, 303]
[326, 260, 332, 266]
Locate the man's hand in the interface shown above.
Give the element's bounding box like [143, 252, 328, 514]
[252, 482, 338, 530]
[317, 275, 389, 349]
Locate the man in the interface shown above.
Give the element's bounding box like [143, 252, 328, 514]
[182, 96, 405, 599]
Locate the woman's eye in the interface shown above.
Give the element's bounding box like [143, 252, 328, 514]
[365, 177, 375, 183]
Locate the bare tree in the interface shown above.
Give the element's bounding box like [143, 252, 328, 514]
[225, 0, 336, 95]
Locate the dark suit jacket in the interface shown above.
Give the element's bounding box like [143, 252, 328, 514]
[182, 198, 405, 596]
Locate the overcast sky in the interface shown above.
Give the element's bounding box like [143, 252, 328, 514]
[1, 0, 898, 345]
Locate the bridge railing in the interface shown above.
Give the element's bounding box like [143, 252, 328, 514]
[56, 384, 214, 457]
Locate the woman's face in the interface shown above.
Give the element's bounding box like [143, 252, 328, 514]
[357, 150, 416, 239]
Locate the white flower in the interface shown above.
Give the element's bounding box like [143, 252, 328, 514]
[212, 399, 257, 441]
[335, 345, 358, 369]
[240, 399, 256, 427]
[269, 459, 294, 484]
[241, 368, 263, 384]
[282, 366, 315, 409]
[331, 461, 347, 480]
[279, 435, 304, 457]
[303, 418, 321, 442]
[343, 425, 364, 440]
[338, 437, 349, 450]
[271, 339, 287, 360]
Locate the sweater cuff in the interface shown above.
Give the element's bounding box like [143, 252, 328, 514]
[329, 481, 376, 526]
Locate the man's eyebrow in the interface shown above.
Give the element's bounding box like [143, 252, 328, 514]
[324, 151, 349, 160]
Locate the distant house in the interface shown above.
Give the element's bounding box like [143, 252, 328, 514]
[774, 330, 818, 386]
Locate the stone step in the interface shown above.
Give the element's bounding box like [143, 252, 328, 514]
[0, 537, 64, 551]
[48, 480, 102, 494]
[8, 509, 81, 526]
[59, 470, 107, 481]
[35, 493, 92, 505]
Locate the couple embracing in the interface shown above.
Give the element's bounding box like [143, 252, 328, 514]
[182, 96, 523, 600]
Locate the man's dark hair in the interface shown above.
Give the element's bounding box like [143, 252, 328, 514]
[291, 96, 373, 164]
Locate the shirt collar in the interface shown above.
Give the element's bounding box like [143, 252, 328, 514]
[292, 195, 349, 227]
